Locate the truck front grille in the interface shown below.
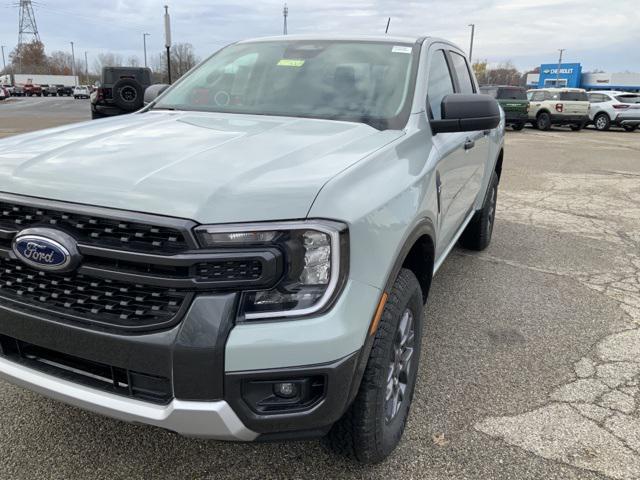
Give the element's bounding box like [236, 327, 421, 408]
[0, 200, 189, 254]
[0, 257, 191, 331]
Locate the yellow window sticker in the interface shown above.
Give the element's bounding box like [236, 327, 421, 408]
[277, 59, 305, 67]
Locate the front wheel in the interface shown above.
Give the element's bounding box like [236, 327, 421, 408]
[327, 269, 424, 464]
[459, 171, 499, 251]
[594, 113, 611, 131]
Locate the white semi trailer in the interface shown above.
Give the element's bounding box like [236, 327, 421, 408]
[0, 74, 79, 86]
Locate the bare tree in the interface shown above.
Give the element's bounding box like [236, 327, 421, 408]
[93, 52, 124, 75]
[48, 50, 74, 75]
[127, 56, 141, 68]
[153, 43, 199, 83]
[10, 40, 48, 74]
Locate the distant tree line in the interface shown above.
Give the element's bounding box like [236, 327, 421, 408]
[2, 40, 199, 85]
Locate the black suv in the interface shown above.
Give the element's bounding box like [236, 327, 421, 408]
[91, 67, 152, 119]
[57, 85, 73, 96]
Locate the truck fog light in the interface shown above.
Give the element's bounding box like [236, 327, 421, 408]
[274, 382, 298, 399]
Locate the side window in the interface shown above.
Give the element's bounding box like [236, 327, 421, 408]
[532, 91, 545, 102]
[449, 52, 475, 94]
[426, 50, 455, 120]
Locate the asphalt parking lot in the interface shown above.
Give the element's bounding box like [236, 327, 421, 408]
[0, 96, 639, 480]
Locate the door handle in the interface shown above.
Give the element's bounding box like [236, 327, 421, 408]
[464, 139, 475, 150]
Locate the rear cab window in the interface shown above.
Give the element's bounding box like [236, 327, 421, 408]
[449, 52, 475, 94]
[497, 88, 527, 100]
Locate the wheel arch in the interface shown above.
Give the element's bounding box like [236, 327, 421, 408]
[384, 218, 436, 303]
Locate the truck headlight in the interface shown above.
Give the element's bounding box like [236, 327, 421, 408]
[195, 220, 348, 320]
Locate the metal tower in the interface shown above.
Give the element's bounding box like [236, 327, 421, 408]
[18, 0, 41, 46]
[283, 3, 288, 35]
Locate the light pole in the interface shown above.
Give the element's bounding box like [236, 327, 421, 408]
[556, 49, 565, 87]
[164, 6, 172, 83]
[143, 33, 150, 68]
[84, 51, 88, 84]
[70, 41, 77, 86]
[468, 24, 475, 63]
[1, 46, 6, 75]
[283, 4, 288, 35]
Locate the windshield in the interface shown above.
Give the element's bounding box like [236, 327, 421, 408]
[154, 40, 418, 130]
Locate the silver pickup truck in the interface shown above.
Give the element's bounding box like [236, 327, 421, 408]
[0, 35, 504, 463]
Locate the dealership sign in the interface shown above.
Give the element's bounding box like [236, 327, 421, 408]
[542, 68, 574, 74]
[537, 63, 583, 88]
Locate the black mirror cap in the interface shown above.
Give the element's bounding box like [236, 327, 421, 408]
[144, 84, 170, 105]
[431, 94, 501, 134]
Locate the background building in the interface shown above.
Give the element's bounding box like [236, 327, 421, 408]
[526, 63, 640, 92]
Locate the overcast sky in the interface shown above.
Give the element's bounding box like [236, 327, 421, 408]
[1, 0, 638, 72]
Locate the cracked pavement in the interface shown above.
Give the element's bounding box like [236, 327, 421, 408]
[0, 101, 639, 479]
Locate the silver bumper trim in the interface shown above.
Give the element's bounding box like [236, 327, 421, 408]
[0, 356, 258, 440]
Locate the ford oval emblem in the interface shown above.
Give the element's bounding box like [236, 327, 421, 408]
[12, 228, 81, 272]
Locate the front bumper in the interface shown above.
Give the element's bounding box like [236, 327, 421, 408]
[0, 355, 257, 440]
[0, 279, 379, 439]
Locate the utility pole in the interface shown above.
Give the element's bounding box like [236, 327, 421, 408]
[385, 17, 391, 34]
[70, 41, 76, 86]
[164, 5, 172, 83]
[283, 4, 288, 35]
[468, 24, 475, 63]
[1, 46, 6, 74]
[143, 33, 150, 68]
[556, 48, 565, 87]
[84, 51, 88, 84]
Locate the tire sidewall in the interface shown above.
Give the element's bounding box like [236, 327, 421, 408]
[370, 273, 424, 458]
[537, 112, 551, 130]
[595, 113, 610, 131]
[112, 79, 144, 111]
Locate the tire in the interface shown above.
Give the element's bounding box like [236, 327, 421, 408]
[327, 269, 424, 464]
[459, 171, 499, 251]
[623, 125, 638, 132]
[512, 122, 525, 131]
[594, 113, 611, 131]
[536, 112, 551, 131]
[112, 78, 144, 111]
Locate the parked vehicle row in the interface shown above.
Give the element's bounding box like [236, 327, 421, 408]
[480, 85, 638, 132]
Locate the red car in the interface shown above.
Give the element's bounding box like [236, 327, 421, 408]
[23, 84, 42, 96]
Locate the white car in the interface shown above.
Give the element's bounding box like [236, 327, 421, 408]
[587, 90, 640, 132]
[73, 86, 90, 99]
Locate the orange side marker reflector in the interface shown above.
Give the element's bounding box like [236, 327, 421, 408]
[369, 292, 388, 336]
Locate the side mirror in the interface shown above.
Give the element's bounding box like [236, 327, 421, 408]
[144, 84, 170, 105]
[430, 94, 501, 134]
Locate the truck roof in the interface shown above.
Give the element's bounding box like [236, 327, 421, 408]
[238, 34, 426, 44]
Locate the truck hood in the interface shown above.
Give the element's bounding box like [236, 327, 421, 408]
[0, 111, 403, 223]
